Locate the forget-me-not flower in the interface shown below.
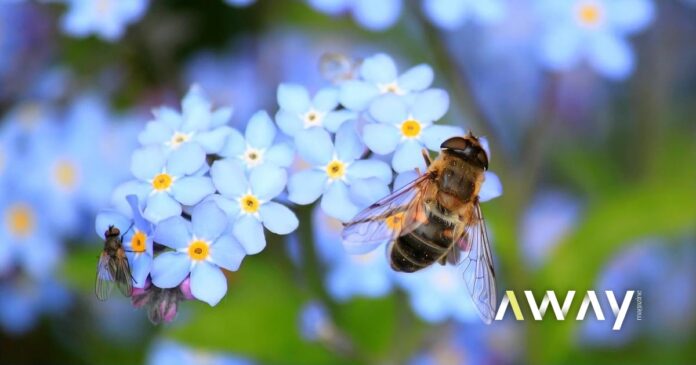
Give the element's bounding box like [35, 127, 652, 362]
[339, 53, 434, 112]
[288, 124, 392, 222]
[275, 84, 354, 137]
[60, 0, 149, 41]
[219, 110, 294, 170]
[0, 277, 71, 335]
[139, 85, 233, 154]
[209, 160, 298, 255]
[147, 339, 254, 365]
[422, 0, 506, 30]
[126, 144, 215, 223]
[536, 0, 655, 79]
[365, 89, 463, 173]
[95, 195, 154, 288]
[307, 0, 403, 31]
[151, 202, 246, 306]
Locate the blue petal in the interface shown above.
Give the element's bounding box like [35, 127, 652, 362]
[539, 25, 582, 70]
[363, 123, 400, 154]
[126, 195, 151, 233]
[335, 122, 364, 162]
[233, 215, 266, 254]
[347, 159, 392, 184]
[167, 142, 206, 176]
[194, 126, 233, 154]
[411, 89, 450, 123]
[323, 110, 356, 132]
[312, 87, 339, 112]
[392, 140, 426, 173]
[131, 146, 166, 181]
[339, 81, 379, 111]
[210, 235, 246, 271]
[349, 178, 391, 207]
[151, 252, 190, 288]
[360, 53, 398, 83]
[321, 182, 360, 222]
[144, 193, 182, 223]
[353, 0, 402, 31]
[369, 94, 408, 124]
[138, 121, 172, 146]
[192, 201, 227, 241]
[422, 0, 466, 30]
[275, 110, 303, 137]
[394, 171, 418, 190]
[111, 180, 150, 216]
[219, 128, 245, 158]
[278, 83, 310, 114]
[288, 170, 327, 204]
[20, 237, 62, 280]
[95, 211, 131, 239]
[587, 32, 633, 80]
[191, 261, 227, 306]
[206, 194, 241, 219]
[295, 128, 334, 166]
[154, 215, 191, 249]
[265, 142, 295, 168]
[249, 165, 287, 200]
[606, 0, 655, 35]
[210, 159, 248, 198]
[171, 176, 215, 205]
[397, 64, 434, 91]
[259, 202, 299, 234]
[245, 110, 276, 149]
[421, 124, 463, 151]
[479, 171, 503, 202]
[211, 106, 233, 127]
[128, 253, 152, 288]
[151, 107, 183, 129]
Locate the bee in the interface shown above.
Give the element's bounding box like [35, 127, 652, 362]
[342, 132, 497, 323]
[95, 225, 134, 301]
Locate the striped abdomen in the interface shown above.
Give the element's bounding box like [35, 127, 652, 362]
[389, 203, 457, 273]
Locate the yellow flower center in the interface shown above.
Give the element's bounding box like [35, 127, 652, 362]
[401, 120, 422, 138]
[152, 173, 173, 191]
[379, 82, 403, 95]
[188, 240, 209, 261]
[576, 1, 603, 27]
[5, 203, 35, 238]
[243, 147, 264, 168]
[385, 212, 405, 232]
[169, 132, 190, 149]
[130, 231, 147, 253]
[325, 160, 346, 180]
[54, 159, 79, 191]
[303, 109, 324, 128]
[240, 194, 260, 214]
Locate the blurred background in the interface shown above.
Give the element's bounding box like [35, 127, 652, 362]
[0, 0, 694, 364]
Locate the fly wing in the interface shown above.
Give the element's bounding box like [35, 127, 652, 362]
[95, 252, 115, 301]
[114, 250, 134, 298]
[453, 201, 497, 324]
[341, 173, 434, 254]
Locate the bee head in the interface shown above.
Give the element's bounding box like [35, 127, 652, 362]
[105, 225, 121, 238]
[440, 134, 489, 170]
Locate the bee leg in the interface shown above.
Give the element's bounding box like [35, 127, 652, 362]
[421, 149, 432, 167]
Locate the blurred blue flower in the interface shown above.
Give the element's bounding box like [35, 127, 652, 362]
[224, 0, 255, 7]
[313, 207, 393, 300]
[219, 110, 294, 170]
[299, 300, 333, 342]
[139, 85, 233, 155]
[95, 195, 154, 288]
[151, 202, 246, 306]
[0, 193, 63, 280]
[307, 0, 402, 31]
[0, 276, 70, 335]
[396, 264, 479, 323]
[422, 0, 506, 30]
[275, 83, 354, 137]
[521, 191, 581, 269]
[59, 0, 148, 41]
[209, 160, 298, 255]
[125, 144, 215, 223]
[536, 0, 655, 79]
[339, 53, 434, 111]
[288, 124, 392, 222]
[147, 339, 254, 365]
[365, 90, 463, 173]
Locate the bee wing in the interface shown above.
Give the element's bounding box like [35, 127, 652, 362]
[341, 172, 433, 254]
[95, 252, 115, 301]
[114, 251, 134, 298]
[453, 201, 497, 324]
